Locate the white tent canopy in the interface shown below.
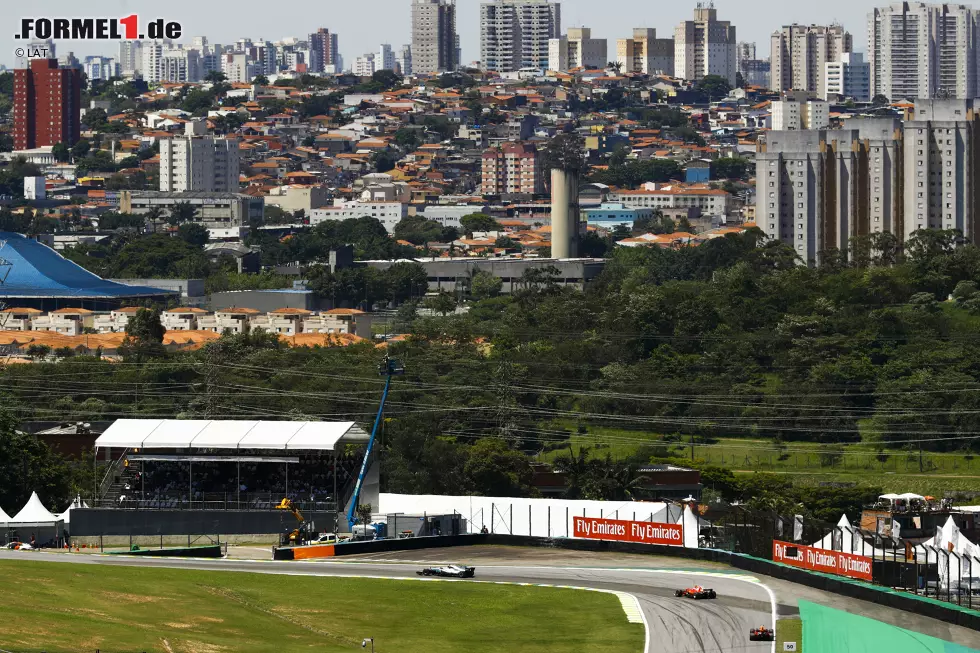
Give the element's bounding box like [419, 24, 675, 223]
[0, 505, 11, 526]
[57, 496, 88, 526]
[95, 419, 370, 452]
[933, 516, 980, 586]
[10, 492, 60, 526]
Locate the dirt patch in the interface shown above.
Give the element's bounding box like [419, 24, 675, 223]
[196, 616, 224, 623]
[101, 591, 163, 604]
[174, 640, 229, 653]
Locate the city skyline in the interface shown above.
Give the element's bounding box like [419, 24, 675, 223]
[2, 0, 883, 70]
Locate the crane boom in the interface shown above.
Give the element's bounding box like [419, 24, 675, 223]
[344, 356, 402, 531]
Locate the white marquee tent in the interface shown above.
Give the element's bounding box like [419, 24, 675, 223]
[10, 492, 61, 527]
[933, 516, 980, 586]
[94, 419, 370, 452]
[0, 505, 11, 526]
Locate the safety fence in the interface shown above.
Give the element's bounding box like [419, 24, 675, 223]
[717, 507, 980, 611]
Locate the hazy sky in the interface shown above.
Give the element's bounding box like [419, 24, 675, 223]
[1, 0, 871, 69]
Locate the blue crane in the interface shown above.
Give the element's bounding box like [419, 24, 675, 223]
[344, 355, 403, 531]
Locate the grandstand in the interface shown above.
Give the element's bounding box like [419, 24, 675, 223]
[0, 232, 175, 310]
[92, 420, 370, 519]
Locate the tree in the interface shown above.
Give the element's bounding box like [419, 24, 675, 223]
[495, 236, 519, 250]
[51, 142, 71, 163]
[394, 215, 454, 245]
[710, 157, 750, 180]
[460, 213, 502, 236]
[82, 107, 108, 130]
[252, 74, 269, 86]
[394, 127, 423, 150]
[424, 291, 458, 316]
[71, 138, 92, 160]
[178, 223, 209, 247]
[25, 344, 51, 361]
[383, 262, 429, 303]
[463, 438, 534, 497]
[371, 69, 402, 90]
[168, 201, 197, 225]
[120, 308, 166, 363]
[542, 132, 587, 177]
[872, 94, 890, 107]
[205, 70, 227, 84]
[696, 74, 732, 100]
[735, 71, 746, 88]
[471, 270, 503, 300]
[54, 347, 76, 359]
[374, 151, 397, 173]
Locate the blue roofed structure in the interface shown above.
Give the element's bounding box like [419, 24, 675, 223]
[0, 232, 176, 309]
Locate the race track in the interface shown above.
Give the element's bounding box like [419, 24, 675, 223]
[1, 547, 978, 652]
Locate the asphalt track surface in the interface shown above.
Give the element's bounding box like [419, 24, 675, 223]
[2, 547, 978, 652]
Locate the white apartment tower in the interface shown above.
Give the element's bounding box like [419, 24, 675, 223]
[397, 45, 413, 76]
[548, 27, 607, 71]
[160, 123, 240, 193]
[118, 41, 142, 77]
[142, 43, 201, 83]
[757, 120, 904, 264]
[869, 3, 980, 101]
[674, 3, 737, 85]
[770, 100, 831, 130]
[412, 0, 458, 73]
[377, 44, 396, 71]
[481, 0, 561, 73]
[770, 24, 852, 99]
[616, 28, 675, 75]
[355, 54, 377, 76]
[825, 52, 871, 101]
[903, 99, 980, 238]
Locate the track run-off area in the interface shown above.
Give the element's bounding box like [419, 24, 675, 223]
[1, 545, 978, 652]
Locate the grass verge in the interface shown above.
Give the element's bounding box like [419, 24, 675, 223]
[776, 617, 803, 652]
[0, 559, 642, 653]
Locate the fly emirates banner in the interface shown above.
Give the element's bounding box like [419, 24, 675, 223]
[573, 516, 684, 546]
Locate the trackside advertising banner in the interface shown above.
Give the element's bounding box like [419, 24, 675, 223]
[573, 516, 684, 546]
[772, 540, 874, 581]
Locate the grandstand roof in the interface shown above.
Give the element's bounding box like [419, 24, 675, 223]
[95, 419, 370, 452]
[0, 232, 172, 299]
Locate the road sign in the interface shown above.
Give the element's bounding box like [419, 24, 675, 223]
[784, 643, 798, 651]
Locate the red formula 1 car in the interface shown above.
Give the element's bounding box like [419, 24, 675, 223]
[674, 585, 717, 599]
[749, 627, 775, 642]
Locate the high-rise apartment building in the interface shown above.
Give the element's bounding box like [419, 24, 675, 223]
[354, 54, 377, 76]
[142, 43, 201, 83]
[159, 122, 240, 193]
[674, 3, 737, 85]
[825, 52, 871, 101]
[770, 24, 852, 99]
[616, 28, 675, 75]
[549, 27, 607, 71]
[758, 99, 980, 262]
[13, 58, 82, 150]
[757, 120, 904, 263]
[83, 56, 118, 81]
[481, 142, 545, 195]
[770, 100, 830, 130]
[377, 44, 396, 71]
[397, 45, 414, 76]
[903, 99, 980, 237]
[412, 0, 458, 74]
[869, 3, 980, 100]
[222, 53, 257, 84]
[118, 41, 142, 77]
[308, 28, 341, 73]
[481, 0, 561, 72]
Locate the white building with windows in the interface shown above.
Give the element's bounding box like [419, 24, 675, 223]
[311, 202, 408, 234]
[159, 123, 240, 193]
[481, 0, 561, 73]
[548, 27, 606, 71]
[771, 100, 830, 131]
[674, 4, 736, 85]
[824, 52, 871, 102]
[84, 56, 118, 81]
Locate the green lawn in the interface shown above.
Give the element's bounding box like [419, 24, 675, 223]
[0, 559, 642, 653]
[776, 618, 803, 652]
[535, 423, 980, 496]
